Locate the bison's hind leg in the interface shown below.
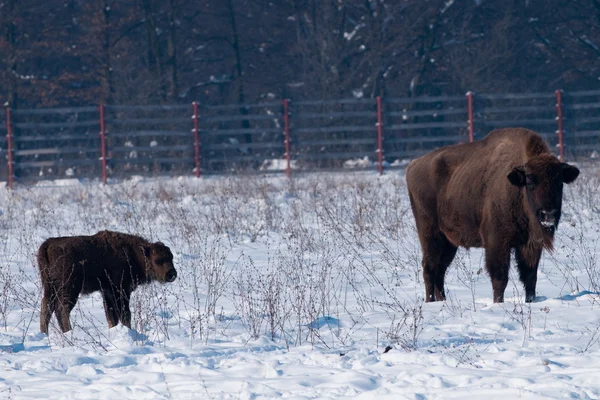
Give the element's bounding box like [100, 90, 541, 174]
[40, 287, 56, 334]
[409, 191, 458, 302]
[55, 290, 79, 333]
[421, 233, 458, 302]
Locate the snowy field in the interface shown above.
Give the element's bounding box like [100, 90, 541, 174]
[1, 166, 600, 399]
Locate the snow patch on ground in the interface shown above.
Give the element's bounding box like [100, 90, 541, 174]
[0, 168, 598, 398]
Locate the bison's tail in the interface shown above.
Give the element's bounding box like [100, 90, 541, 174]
[37, 241, 52, 284]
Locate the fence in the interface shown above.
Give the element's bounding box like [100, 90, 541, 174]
[3, 89, 600, 187]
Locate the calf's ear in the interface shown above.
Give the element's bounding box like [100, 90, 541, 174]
[142, 245, 151, 257]
[562, 163, 579, 184]
[507, 165, 526, 187]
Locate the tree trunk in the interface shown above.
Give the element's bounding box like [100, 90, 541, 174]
[166, 0, 178, 101]
[5, 0, 19, 107]
[226, 0, 252, 152]
[140, 0, 165, 101]
[101, 0, 115, 104]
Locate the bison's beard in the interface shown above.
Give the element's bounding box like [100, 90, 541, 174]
[540, 221, 557, 236]
[528, 217, 555, 252]
[538, 223, 557, 241]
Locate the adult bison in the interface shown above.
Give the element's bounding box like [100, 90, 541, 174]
[406, 128, 579, 303]
[38, 230, 177, 333]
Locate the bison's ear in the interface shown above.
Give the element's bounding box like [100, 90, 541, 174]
[507, 166, 526, 187]
[142, 246, 151, 257]
[562, 163, 580, 184]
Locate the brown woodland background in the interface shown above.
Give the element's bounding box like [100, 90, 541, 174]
[1, 0, 600, 109]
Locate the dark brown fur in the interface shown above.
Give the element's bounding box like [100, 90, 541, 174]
[37, 230, 177, 333]
[406, 128, 579, 303]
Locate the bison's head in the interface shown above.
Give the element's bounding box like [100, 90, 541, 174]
[143, 242, 177, 283]
[507, 155, 579, 234]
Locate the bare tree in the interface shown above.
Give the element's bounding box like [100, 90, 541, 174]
[2, 0, 600, 108]
[0, 0, 19, 106]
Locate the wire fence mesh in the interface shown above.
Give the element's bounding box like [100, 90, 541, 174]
[3, 90, 600, 185]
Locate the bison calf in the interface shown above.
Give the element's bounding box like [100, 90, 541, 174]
[407, 128, 579, 303]
[38, 230, 177, 333]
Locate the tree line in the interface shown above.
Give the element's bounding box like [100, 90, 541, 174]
[1, 0, 599, 109]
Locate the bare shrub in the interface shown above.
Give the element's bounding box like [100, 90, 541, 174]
[383, 298, 425, 351]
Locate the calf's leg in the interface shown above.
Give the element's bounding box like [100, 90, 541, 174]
[55, 290, 78, 333]
[40, 287, 56, 334]
[102, 290, 120, 328]
[116, 295, 132, 329]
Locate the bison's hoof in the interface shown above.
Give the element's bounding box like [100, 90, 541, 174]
[525, 294, 536, 303]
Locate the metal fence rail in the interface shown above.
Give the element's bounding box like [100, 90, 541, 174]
[564, 91, 600, 157]
[3, 89, 600, 187]
[104, 104, 193, 180]
[199, 101, 284, 174]
[9, 106, 100, 182]
[383, 94, 469, 162]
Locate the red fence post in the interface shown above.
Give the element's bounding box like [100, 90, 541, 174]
[99, 103, 107, 184]
[466, 91, 474, 143]
[192, 102, 201, 177]
[555, 90, 565, 162]
[5, 106, 13, 189]
[376, 96, 384, 175]
[283, 98, 291, 178]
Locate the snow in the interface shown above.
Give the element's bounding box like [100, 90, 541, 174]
[343, 156, 372, 168]
[0, 168, 599, 399]
[260, 159, 296, 171]
[352, 89, 364, 98]
[343, 24, 365, 41]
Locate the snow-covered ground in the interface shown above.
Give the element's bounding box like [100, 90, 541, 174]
[0, 167, 600, 399]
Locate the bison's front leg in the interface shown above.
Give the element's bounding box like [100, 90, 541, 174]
[116, 294, 132, 329]
[515, 246, 541, 303]
[485, 245, 511, 303]
[102, 290, 120, 328]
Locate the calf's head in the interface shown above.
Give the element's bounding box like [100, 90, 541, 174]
[508, 155, 579, 234]
[143, 242, 177, 283]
